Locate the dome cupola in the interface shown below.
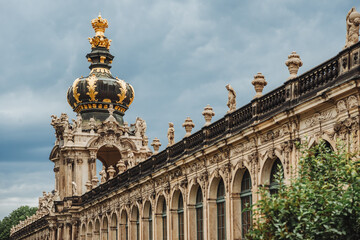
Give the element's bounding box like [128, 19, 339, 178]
[67, 14, 134, 127]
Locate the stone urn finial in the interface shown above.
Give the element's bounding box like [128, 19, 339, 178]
[202, 104, 215, 126]
[251, 72, 267, 99]
[107, 165, 116, 179]
[285, 51, 303, 80]
[151, 137, 162, 154]
[182, 117, 195, 137]
[91, 176, 99, 188]
[116, 160, 126, 174]
[85, 181, 92, 192]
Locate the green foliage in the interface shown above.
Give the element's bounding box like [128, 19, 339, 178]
[247, 141, 360, 240]
[0, 206, 37, 240]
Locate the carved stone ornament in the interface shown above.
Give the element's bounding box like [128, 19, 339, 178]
[348, 95, 358, 109]
[305, 109, 337, 127]
[260, 125, 289, 144]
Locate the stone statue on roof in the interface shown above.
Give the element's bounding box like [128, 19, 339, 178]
[226, 84, 236, 113]
[345, 7, 360, 48]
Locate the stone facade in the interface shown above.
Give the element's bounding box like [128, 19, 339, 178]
[10, 9, 360, 240]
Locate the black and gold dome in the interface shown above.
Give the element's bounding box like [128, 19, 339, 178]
[67, 14, 134, 125]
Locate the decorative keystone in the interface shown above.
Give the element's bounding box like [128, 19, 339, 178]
[182, 117, 195, 137]
[285, 51, 303, 80]
[251, 72, 267, 99]
[107, 165, 116, 179]
[151, 138, 162, 154]
[202, 104, 215, 126]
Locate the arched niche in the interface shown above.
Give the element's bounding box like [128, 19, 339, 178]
[97, 145, 121, 168]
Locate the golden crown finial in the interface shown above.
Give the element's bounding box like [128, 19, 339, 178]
[91, 14, 108, 37]
[89, 14, 112, 49]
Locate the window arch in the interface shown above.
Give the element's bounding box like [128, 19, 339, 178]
[162, 201, 167, 240]
[241, 169, 252, 238]
[217, 179, 226, 240]
[178, 193, 184, 240]
[270, 158, 283, 195]
[195, 187, 203, 240]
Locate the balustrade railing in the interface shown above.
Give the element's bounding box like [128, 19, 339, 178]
[79, 42, 358, 205]
[298, 58, 339, 97]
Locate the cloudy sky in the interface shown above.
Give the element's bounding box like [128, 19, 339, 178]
[0, 0, 356, 219]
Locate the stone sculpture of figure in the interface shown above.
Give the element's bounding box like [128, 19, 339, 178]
[72, 114, 82, 132]
[135, 117, 147, 139]
[345, 7, 360, 48]
[127, 149, 135, 167]
[71, 181, 77, 195]
[99, 166, 107, 183]
[226, 84, 236, 113]
[167, 122, 175, 146]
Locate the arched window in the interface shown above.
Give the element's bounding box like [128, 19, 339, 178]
[136, 209, 140, 240]
[270, 158, 283, 195]
[217, 179, 226, 240]
[149, 207, 153, 240]
[241, 170, 252, 238]
[162, 201, 167, 240]
[195, 187, 203, 240]
[178, 194, 184, 240]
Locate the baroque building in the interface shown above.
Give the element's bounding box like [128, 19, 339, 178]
[10, 7, 360, 240]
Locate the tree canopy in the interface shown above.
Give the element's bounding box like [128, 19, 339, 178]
[247, 141, 360, 240]
[0, 206, 37, 240]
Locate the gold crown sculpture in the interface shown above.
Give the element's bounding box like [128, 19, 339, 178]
[89, 14, 112, 49]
